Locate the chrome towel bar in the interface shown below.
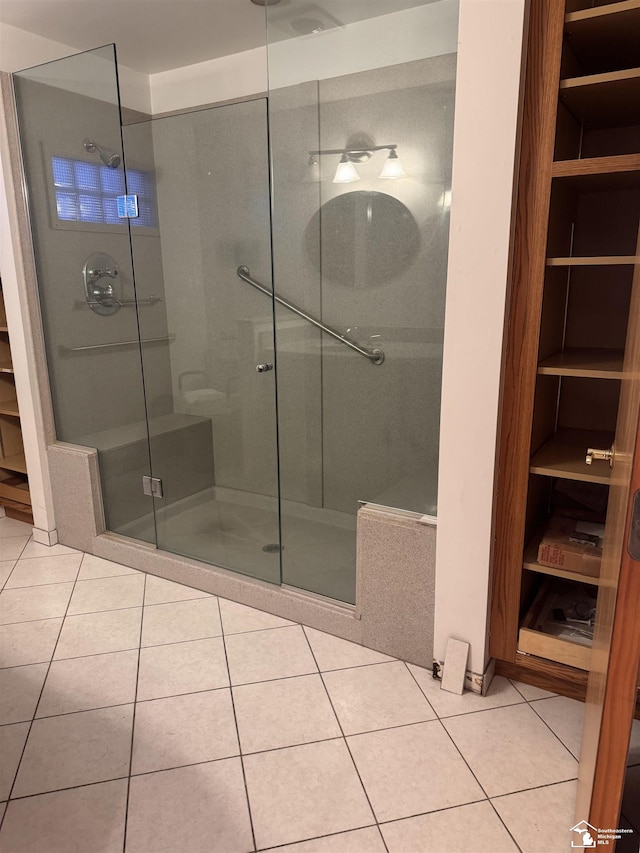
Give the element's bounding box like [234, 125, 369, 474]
[59, 333, 175, 354]
[236, 266, 384, 365]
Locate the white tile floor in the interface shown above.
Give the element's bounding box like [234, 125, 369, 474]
[0, 516, 639, 853]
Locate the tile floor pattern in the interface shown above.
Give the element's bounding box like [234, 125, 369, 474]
[0, 516, 639, 852]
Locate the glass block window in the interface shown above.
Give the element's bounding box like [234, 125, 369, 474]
[52, 156, 156, 228]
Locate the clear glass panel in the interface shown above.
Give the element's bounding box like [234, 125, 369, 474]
[123, 100, 281, 584]
[13, 46, 154, 541]
[266, 1, 460, 602]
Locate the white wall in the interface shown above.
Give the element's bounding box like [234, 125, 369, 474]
[0, 77, 56, 538]
[268, 1, 459, 89]
[148, 1, 458, 114]
[0, 22, 151, 114]
[435, 0, 527, 676]
[150, 47, 267, 115]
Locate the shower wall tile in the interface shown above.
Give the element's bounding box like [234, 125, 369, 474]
[152, 98, 279, 500]
[14, 78, 173, 445]
[357, 504, 436, 668]
[270, 56, 455, 518]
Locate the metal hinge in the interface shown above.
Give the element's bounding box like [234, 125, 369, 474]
[142, 476, 163, 498]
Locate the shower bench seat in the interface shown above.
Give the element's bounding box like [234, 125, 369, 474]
[78, 412, 215, 531]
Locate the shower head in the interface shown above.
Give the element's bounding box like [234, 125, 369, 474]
[83, 138, 121, 169]
[250, 0, 281, 6]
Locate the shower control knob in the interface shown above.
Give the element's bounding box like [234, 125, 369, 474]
[256, 363, 273, 373]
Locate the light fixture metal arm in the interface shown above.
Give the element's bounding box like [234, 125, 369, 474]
[236, 267, 384, 366]
[308, 144, 397, 157]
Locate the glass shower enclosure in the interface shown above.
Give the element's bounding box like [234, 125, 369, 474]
[13, 0, 459, 605]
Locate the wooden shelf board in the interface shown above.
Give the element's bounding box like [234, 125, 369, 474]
[552, 155, 640, 187]
[537, 348, 624, 378]
[559, 68, 640, 129]
[530, 429, 614, 484]
[0, 401, 19, 417]
[523, 536, 604, 586]
[546, 256, 639, 266]
[0, 362, 14, 373]
[0, 453, 27, 475]
[564, 2, 640, 75]
[0, 326, 8, 332]
[518, 578, 593, 670]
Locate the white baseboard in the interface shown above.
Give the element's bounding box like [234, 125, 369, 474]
[32, 527, 59, 546]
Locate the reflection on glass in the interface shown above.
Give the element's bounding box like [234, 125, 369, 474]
[123, 100, 281, 585]
[267, 0, 459, 602]
[13, 46, 154, 540]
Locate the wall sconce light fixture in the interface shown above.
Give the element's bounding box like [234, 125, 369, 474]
[379, 149, 407, 180]
[305, 154, 321, 183]
[333, 154, 361, 184]
[309, 144, 407, 184]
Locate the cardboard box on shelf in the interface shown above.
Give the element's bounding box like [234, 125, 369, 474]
[537, 516, 604, 579]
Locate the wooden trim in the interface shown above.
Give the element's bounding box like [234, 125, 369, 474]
[489, 0, 566, 662]
[577, 243, 640, 825]
[546, 256, 639, 266]
[552, 153, 640, 177]
[496, 656, 640, 718]
[565, 0, 640, 24]
[495, 655, 589, 700]
[560, 67, 640, 89]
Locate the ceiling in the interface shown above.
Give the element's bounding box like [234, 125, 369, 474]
[0, 0, 437, 74]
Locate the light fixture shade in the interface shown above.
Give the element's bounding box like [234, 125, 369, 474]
[439, 189, 452, 209]
[333, 154, 360, 184]
[305, 155, 321, 183]
[379, 149, 407, 179]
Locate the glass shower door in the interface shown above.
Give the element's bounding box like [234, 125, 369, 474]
[124, 99, 282, 584]
[265, 1, 459, 603]
[13, 46, 156, 541]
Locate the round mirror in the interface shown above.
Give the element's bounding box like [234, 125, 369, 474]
[305, 191, 420, 288]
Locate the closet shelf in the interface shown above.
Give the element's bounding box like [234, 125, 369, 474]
[546, 256, 639, 266]
[564, 1, 640, 75]
[0, 362, 14, 373]
[530, 428, 615, 484]
[552, 154, 640, 187]
[0, 401, 19, 417]
[537, 348, 624, 378]
[0, 476, 30, 507]
[518, 580, 593, 671]
[0, 453, 27, 475]
[523, 535, 604, 586]
[559, 68, 640, 129]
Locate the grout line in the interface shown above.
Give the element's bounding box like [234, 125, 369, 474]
[256, 824, 380, 852]
[507, 678, 557, 702]
[402, 660, 439, 718]
[526, 698, 582, 762]
[216, 595, 258, 852]
[0, 561, 17, 593]
[4, 774, 131, 804]
[488, 776, 579, 800]
[299, 625, 389, 853]
[486, 798, 524, 852]
[122, 572, 147, 853]
[0, 550, 88, 832]
[1, 570, 83, 592]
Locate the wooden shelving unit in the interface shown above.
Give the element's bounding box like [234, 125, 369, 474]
[490, 0, 640, 702]
[0, 282, 31, 523]
[529, 429, 615, 484]
[560, 69, 640, 129]
[537, 348, 625, 378]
